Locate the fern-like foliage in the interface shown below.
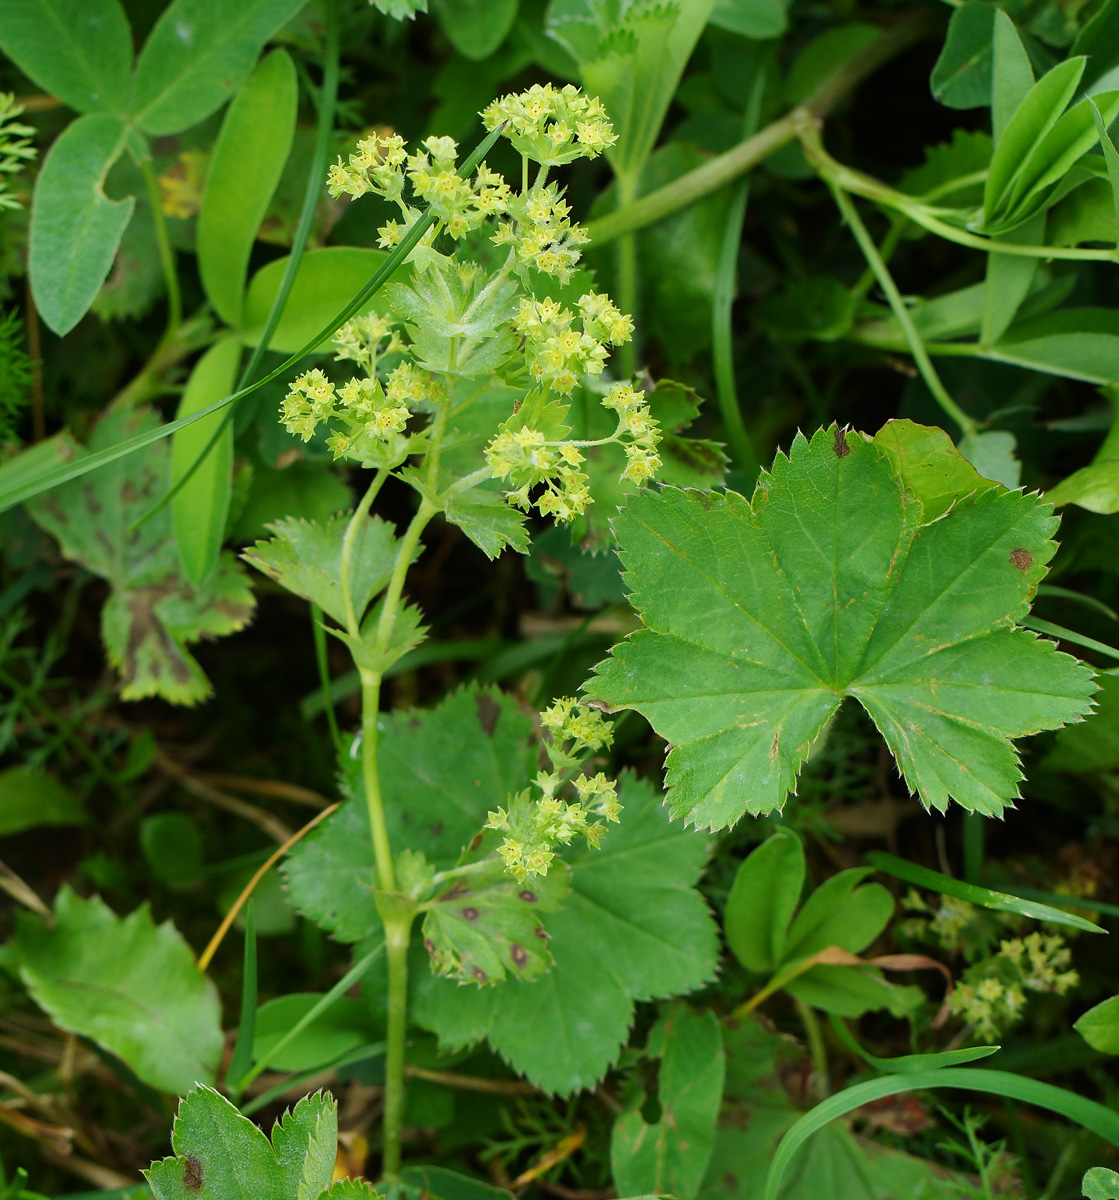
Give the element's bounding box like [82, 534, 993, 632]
[0, 309, 30, 444]
[0, 93, 35, 212]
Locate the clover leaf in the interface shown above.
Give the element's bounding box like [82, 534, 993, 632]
[588, 424, 1096, 828]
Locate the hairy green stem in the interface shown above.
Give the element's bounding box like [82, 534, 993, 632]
[831, 186, 979, 439]
[584, 12, 935, 247]
[340, 469, 389, 636]
[140, 156, 182, 336]
[615, 176, 639, 378]
[793, 996, 829, 1098]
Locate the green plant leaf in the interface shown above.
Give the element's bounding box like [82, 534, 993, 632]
[929, 2, 995, 110]
[783, 870, 892, 960]
[1046, 669, 1119, 771]
[1047, 394, 1119, 514]
[0, 766, 86, 836]
[981, 214, 1043, 347]
[172, 336, 241, 588]
[0, 0, 133, 115]
[1074, 0, 1119, 88]
[411, 772, 718, 1094]
[827, 1014, 999, 1073]
[1084, 1167, 1119, 1199]
[243, 247, 406, 353]
[145, 1088, 347, 1200]
[27, 407, 255, 705]
[866, 850, 1106, 933]
[992, 308, 1119, 383]
[253, 994, 378, 1072]
[397, 1167, 507, 1200]
[990, 10, 1032, 143]
[431, 0, 518, 58]
[699, 1018, 960, 1200]
[6, 887, 222, 1095]
[553, 0, 718, 185]
[784, 24, 880, 105]
[957, 429, 1021, 489]
[243, 512, 402, 629]
[754, 277, 855, 342]
[872, 419, 997, 521]
[284, 687, 536, 942]
[1090, 96, 1119, 251]
[611, 1004, 725, 1200]
[29, 113, 134, 336]
[710, 0, 787, 41]
[983, 57, 1085, 228]
[197, 49, 298, 328]
[723, 829, 805, 973]
[1076, 994, 1119, 1054]
[423, 838, 570, 985]
[132, 0, 307, 136]
[588, 425, 1095, 827]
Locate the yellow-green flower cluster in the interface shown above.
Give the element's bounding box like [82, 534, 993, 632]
[482, 83, 617, 167]
[602, 382, 662, 484]
[333, 311, 403, 375]
[484, 426, 591, 524]
[514, 294, 631, 395]
[280, 368, 412, 464]
[493, 184, 589, 283]
[406, 137, 511, 240]
[947, 932, 1078, 1041]
[486, 698, 620, 882]
[327, 131, 409, 202]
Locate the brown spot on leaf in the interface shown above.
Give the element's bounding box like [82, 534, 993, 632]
[475, 692, 501, 736]
[833, 426, 850, 458]
[510, 943, 528, 967]
[472, 965, 488, 981]
[534, 926, 549, 939]
[468, 832, 483, 852]
[518, 889, 537, 903]
[441, 883, 470, 902]
[183, 1155, 203, 1193]
[461, 906, 479, 921]
[1009, 548, 1032, 570]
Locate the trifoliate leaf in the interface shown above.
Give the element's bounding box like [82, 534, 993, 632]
[243, 512, 401, 627]
[27, 408, 254, 705]
[145, 1088, 345, 1200]
[284, 687, 536, 942]
[588, 425, 1096, 828]
[6, 887, 222, 1095]
[422, 831, 570, 984]
[410, 773, 719, 1095]
[612, 1004, 725, 1200]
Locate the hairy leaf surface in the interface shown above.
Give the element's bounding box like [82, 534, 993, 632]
[5, 888, 222, 1095]
[589, 425, 1095, 827]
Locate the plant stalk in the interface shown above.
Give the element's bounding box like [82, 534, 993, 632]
[830, 186, 979, 439]
[139, 156, 182, 337]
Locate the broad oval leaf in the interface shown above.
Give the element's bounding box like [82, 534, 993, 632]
[588, 425, 1096, 828]
[6, 888, 223, 1094]
[197, 49, 298, 328]
[29, 113, 134, 336]
[132, 0, 307, 136]
[0, 766, 86, 836]
[0, 0, 133, 115]
[1076, 994, 1119, 1054]
[929, 2, 996, 110]
[724, 829, 805, 973]
[171, 336, 242, 588]
[243, 247, 406, 354]
[431, 0, 518, 59]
